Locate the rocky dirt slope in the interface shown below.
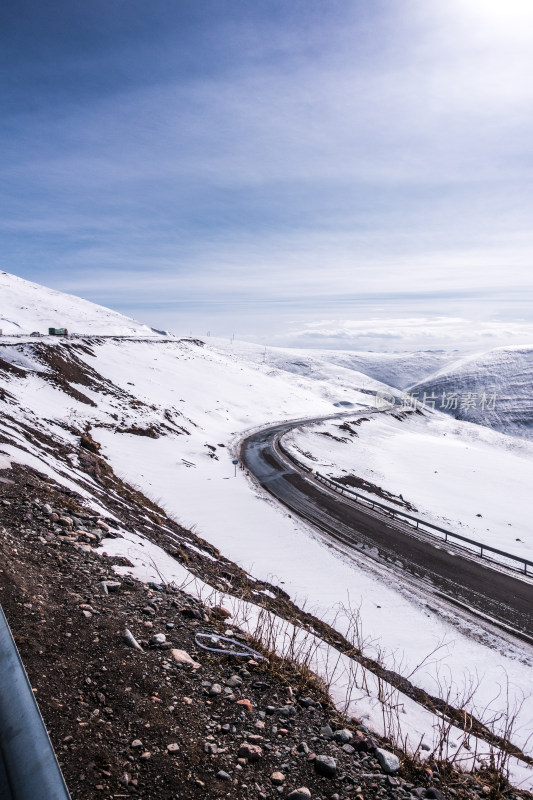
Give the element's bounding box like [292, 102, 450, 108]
[0, 461, 528, 800]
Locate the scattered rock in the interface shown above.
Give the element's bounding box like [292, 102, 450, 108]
[333, 728, 352, 743]
[320, 724, 334, 740]
[170, 648, 200, 668]
[238, 743, 263, 762]
[287, 789, 312, 800]
[314, 755, 337, 778]
[211, 605, 231, 620]
[375, 747, 400, 774]
[426, 790, 445, 800]
[122, 628, 142, 650]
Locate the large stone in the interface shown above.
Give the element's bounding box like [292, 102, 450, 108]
[287, 789, 311, 800]
[352, 730, 370, 751]
[314, 755, 337, 778]
[333, 728, 353, 743]
[170, 648, 200, 668]
[237, 743, 263, 762]
[375, 747, 400, 774]
[299, 697, 316, 707]
[122, 629, 142, 651]
[426, 790, 445, 800]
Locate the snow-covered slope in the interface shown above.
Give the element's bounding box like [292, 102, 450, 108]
[0, 271, 160, 336]
[409, 345, 533, 439]
[0, 275, 532, 787]
[213, 338, 456, 390]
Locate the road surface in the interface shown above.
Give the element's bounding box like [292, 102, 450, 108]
[241, 417, 533, 641]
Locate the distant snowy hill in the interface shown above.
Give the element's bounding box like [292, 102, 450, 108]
[212, 339, 455, 391]
[409, 345, 533, 439]
[0, 271, 160, 336]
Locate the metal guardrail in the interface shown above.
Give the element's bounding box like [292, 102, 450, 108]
[277, 439, 533, 578]
[0, 604, 71, 800]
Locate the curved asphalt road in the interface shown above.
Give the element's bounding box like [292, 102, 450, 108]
[241, 417, 533, 641]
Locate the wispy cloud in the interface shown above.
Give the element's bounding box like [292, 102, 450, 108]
[284, 316, 533, 351]
[1, 0, 533, 348]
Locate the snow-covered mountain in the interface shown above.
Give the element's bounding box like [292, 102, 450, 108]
[1, 272, 532, 787]
[0, 270, 161, 336]
[409, 345, 533, 439]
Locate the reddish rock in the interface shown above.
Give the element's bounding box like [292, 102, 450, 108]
[237, 743, 263, 762]
[211, 605, 231, 620]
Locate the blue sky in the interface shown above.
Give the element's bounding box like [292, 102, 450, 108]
[2, 0, 533, 350]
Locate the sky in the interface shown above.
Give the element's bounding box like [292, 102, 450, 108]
[2, 0, 533, 351]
